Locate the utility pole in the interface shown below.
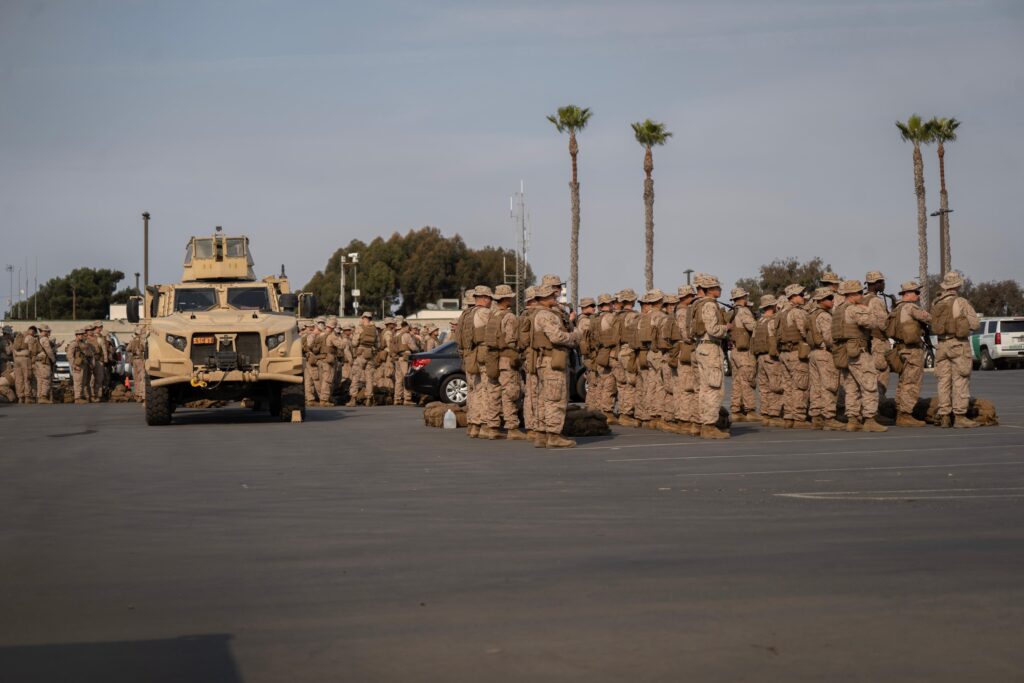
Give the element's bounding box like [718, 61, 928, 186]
[931, 208, 954, 275]
[33, 256, 38, 320]
[5, 264, 12, 320]
[142, 212, 150, 292]
[71, 286, 77, 321]
[339, 255, 347, 317]
[135, 272, 140, 293]
[684, 269, 694, 286]
[509, 181, 529, 314]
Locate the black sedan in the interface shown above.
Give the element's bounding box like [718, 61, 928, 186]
[404, 341, 587, 406]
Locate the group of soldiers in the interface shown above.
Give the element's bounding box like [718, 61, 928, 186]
[0, 321, 115, 404]
[300, 315, 442, 407]
[452, 268, 982, 448]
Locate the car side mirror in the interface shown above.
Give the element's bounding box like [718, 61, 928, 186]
[279, 292, 298, 312]
[298, 293, 317, 319]
[127, 296, 141, 323]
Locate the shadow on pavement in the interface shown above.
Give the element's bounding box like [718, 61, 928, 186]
[0, 634, 243, 683]
[170, 407, 346, 425]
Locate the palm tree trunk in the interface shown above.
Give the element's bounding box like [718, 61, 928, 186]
[938, 142, 951, 276]
[568, 133, 580, 310]
[913, 143, 929, 309]
[643, 147, 654, 291]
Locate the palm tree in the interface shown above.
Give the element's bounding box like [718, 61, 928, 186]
[547, 105, 593, 310]
[896, 114, 935, 307]
[928, 116, 961, 276]
[631, 119, 673, 291]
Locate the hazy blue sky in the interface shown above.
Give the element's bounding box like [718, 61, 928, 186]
[2, 0, 1022, 309]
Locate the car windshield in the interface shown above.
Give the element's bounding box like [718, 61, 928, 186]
[1001, 321, 1024, 334]
[227, 287, 271, 311]
[174, 288, 218, 312]
[57, 353, 67, 363]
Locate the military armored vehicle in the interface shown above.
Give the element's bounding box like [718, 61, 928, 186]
[128, 229, 316, 425]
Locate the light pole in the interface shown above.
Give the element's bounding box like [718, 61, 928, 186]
[683, 269, 694, 286]
[71, 285, 77, 321]
[142, 212, 150, 292]
[349, 253, 360, 317]
[930, 208, 954, 275]
[339, 255, 347, 317]
[4, 265, 11, 320]
[134, 272, 140, 293]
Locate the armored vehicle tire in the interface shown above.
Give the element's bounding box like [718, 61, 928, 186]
[279, 384, 305, 422]
[145, 378, 173, 426]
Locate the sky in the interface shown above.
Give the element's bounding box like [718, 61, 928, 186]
[1, 0, 1022, 312]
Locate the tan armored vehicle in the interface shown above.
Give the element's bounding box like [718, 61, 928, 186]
[128, 229, 316, 425]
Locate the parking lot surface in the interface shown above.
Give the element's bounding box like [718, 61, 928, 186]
[1, 373, 1022, 682]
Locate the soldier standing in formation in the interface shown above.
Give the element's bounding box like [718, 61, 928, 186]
[34, 324, 56, 404]
[807, 288, 843, 430]
[347, 311, 378, 406]
[778, 284, 812, 429]
[392, 319, 419, 406]
[593, 293, 617, 423]
[613, 289, 640, 428]
[889, 280, 932, 427]
[863, 271, 892, 395]
[487, 285, 527, 439]
[127, 325, 148, 402]
[751, 295, 786, 427]
[930, 272, 980, 428]
[11, 325, 36, 403]
[671, 285, 699, 435]
[832, 280, 888, 432]
[635, 289, 666, 429]
[528, 281, 578, 448]
[575, 297, 597, 411]
[727, 287, 757, 423]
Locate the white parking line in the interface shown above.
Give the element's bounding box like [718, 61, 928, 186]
[777, 486, 1024, 501]
[606, 443, 1024, 463]
[580, 429, 1022, 453]
[678, 460, 1024, 478]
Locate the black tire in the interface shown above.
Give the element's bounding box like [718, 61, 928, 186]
[280, 384, 305, 422]
[440, 373, 468, 406]
[980, 348, 995, 371]
[267, 386, 282, 417]
[574, 371, 587, 403]
[144, 377, 172, 426]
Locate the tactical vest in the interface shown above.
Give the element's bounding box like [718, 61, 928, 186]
[577, 315, 593, 356]
[862, 292, 888, 340]
[728, 309, 752, 351]
[357, 325, 377, 348]
[618, 310, 641, 350]
[530, 310, 555, 350]
[690, 298, 725, 339]
[930, 294, 970, 338]
[831, 301, 868, 342]
[749, 317, 770, 356]
[484, 308, 512, 350]
[778, 308, 805, 345]
[888, 302, 925, 345]
[636, 311, 656, 347]
[598, 311, 620, 348]
[808, 308, 829, 348]
[655, 313, 673, 351]
[456, 307, 476, 353]
[516, 308, 540, 352]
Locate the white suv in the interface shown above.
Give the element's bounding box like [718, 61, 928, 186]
[971, 317, 1024, 370]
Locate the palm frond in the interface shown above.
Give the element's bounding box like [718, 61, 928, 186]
[631, 118, 672, 146]
[548, 104, 593, 134]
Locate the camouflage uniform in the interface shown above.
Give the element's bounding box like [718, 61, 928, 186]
[613, 290, 640, 427]
[672, 286, 699, 433]
[930, 272, 981, 428]
[692, 275, 730, 439]
[835, 280, 888, 432]
[727, 288, 757, 420]
[777, 284, 811, 427]
[752, 296, 785, 426]
[863, 271, 892, 395]
[530, 282, 579, 448]
[807, 288, 842, 429]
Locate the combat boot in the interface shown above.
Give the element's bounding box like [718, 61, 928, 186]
[603, 411, 619, 425]
[618, 415, 640, 428]
[936, 414, 953, 428]
[730, 412, 746, 424]
[534, 431, 549, 448]
[767, 417, 788, 428]
[37, 397, 52, 405]
[700, 424, 730, 440]
[478, 426, 504, 440]
[823, 418, 846, 431]
[896, 412, 926, 428]
[811, 416, 824, 430]
[862, 417, 888, 433]
[74, 398, 88, 405]
[659, 420, 683, 435]
[953, 415, 980, 429]
[846, 417, 862, 432]
[546, 433, 577, 449]
[688, 421, 702, 436]
[745, 411, 761, 423]
[786, 419, 813, 430]
[467, 424, 480, 438]
[506, 429, 530, 441]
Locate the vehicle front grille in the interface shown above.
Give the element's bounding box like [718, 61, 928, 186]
[190, 332, 262, 369]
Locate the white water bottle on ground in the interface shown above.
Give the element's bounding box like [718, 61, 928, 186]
[443, 409, 457, 429]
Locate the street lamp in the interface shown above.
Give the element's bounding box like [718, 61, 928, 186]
[339, 252, 360, 317]
[4, 265, 11, 320]
[930, 208, 954, 275]
[349, 253, 360, 317]
[142, 212, 150, 292]
[683, 269, 694, 286]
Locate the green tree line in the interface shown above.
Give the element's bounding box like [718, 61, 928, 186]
[301, 227, 534, 317]
[6, 268, 138, 320]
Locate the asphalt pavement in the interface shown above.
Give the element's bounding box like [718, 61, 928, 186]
[1, 372, 1023, 682]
